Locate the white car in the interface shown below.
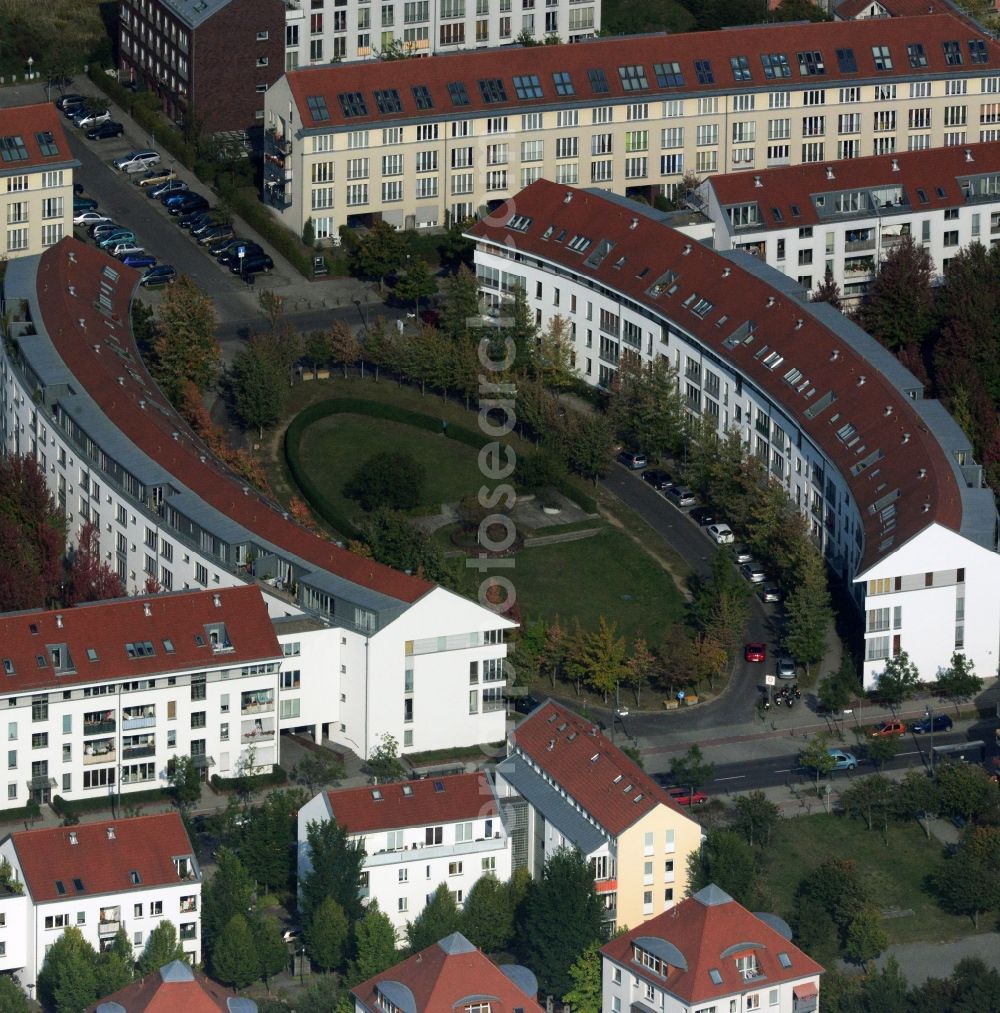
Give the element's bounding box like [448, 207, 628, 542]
[741, 562, 766, 584]
[75, 110, 111, 129]
[73, 210, 111, 227]
[108, 242, 145, 258]
[114, 150, 161, 173]
[707, 523, 734, 544]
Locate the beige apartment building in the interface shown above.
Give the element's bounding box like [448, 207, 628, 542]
[1, 104, 76, 260]
[263, 8, 1000, 239]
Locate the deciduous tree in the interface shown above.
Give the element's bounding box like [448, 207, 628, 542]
[874, 650, 920, 706]
[344, 452, 426, 513]
[856, 235, 934, 351]
[330, 321, 361, 379]
[201, 848, 255, 958]
[406, 885, 462, 954]
[783, 550, 831, 676]
[63, 519, 124, 604]
[36, 925, 99, 1013]
[305, 897, 350, 972]
[395, 257, 437, 315]
[799, 735, 836, 792]
[0, 974, 30, 1012]
[348, 903, 398, 984]
[211, 914, 261, 989]
[812, 268, 843, 311]
[845, 906, 888, 968]
[439, 266, 481, 342]
[562, 941, 603, 1013]
[461, 874, 516, 954]
[669, 744, 715, 791]
[730, 791, 781, 848]
[229, 334, 290, 438]
[301, 817, 367, 927]
[240, 789, 306, 894]
[136, 920, 184, 976]
[842, 774, 895, 832]
[153, 276, 220, 402]
[688, 829, 761, 908]
[935, 651, 983, 701]
[354, 221, 407, 292]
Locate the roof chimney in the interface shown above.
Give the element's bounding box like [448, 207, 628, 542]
[794, 319, 804, 330]
[212, 593, 221, 607]
[79, 319, 86, 330]
[563, 191, 573, 204]
[891, 158, 899, 172]
[138, 399, 146, 410]
[857, 375, 867, 386]
[548, 739, 556, 750]
[918, 468, 927, 478]
[143, 602, 152, 617]
[69, 832, 78, 845]
[753, 175, 762, 188]
[922, 501, 931, 512]
[630, 217, 639, 230]
[171, 432, 179, 441]
[55, 613, 63, 628]
[826, 166, 835, 180]
[831, 349, 840, 361]
[68, 251, 76, 263]
[93, 344, 100, 355]
[884, 405, 893, 417]
[67, 285, 76, 297]
[107, 826, 116, 840]
[902, 432, 911, 444]
[766, 295, 776, 307]
[965, 148, 974, 162]
[682, 243, 692, 255]
[722, 267, 731, 278]
[117, 376, 125, 386]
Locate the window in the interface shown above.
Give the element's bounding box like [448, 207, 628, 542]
[588, 68, 609, 93]
[836, 47, 857, 73]
[943, 40, 963, 66]
[871, 45, 893, 71]
[513, 74, 543, 99]
[761, 53, 790, 79]
[618, 65, 648, 91]
[447, 81, 470, 106]
[694, 59, 714, 84]
[654, 62, 683, 87]
[373, 89, 402, 114]
[797, 50, 825, 76]
[479, 78, 507, 103]
[730, 55, 752, 81]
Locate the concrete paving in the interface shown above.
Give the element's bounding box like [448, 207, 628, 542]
[876, 933, 1000, 985]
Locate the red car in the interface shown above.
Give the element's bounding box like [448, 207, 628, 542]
[869, 719, 906, 738]
[744, 642, 766, 663]
[667, 787, 708, 806]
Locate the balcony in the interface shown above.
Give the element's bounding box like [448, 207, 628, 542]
[84, 741, 115, 765]
[844, 237, 876, 252]
[180, 897, 198, 913]
[366, 833, 508, 869]
[122, 744, 155, 759]
[881, 233, 909, 248]
[241, 718, 275, 743]
[241, 697, 274, 715]
[84, 718, 115, 736]
[594, 878, 617, 895]
[98, 918, 120, 937]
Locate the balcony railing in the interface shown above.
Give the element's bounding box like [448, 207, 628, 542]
[881, 234, 909, 248]
[84, 747, 115, 765]
[98, 919, 120, 937]
[83, 719, 115, 736]
[122, 715, 155, 730]
[123, 744, 155, 759]
[241, 701, 274, 715]
[241, 727, 275, 743]
[366, 834, 508, 868]
[844, 237, 875, 252]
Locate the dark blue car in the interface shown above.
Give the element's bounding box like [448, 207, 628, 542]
[119, 252, 157, 269]
[911, 714, 954, 734]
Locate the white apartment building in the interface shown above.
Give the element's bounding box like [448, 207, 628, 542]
[601, 885, 823, 1013]
[297, 773, 511, 938]
[282, 0, 597, 70]
[0, 239, 514, 767]
[470, 179, 1000, 687]
[0, 104, 76, 262]
[493, 700, 702, 933]
[0, 812, 201, 990]
[263, 8, 1000, 239]
[697, 140, 1000, 303]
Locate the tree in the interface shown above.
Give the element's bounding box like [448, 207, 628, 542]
[569, 616, 627, 702]
[669, 745, 715, 792]
[64, 520, 125, 604]
[349, 903, 398, 984]
[36, 925, 99, 1013]
[563, 411, 616, 485]
[934, 828, 1000, 928]
[366, 732, 406, 783]
[936, 651, 983, 701]
[305, 329, 333, 372]
[894, 769, 939, 837]
[783, 551, 831, 676]
[406, 883, 461, 954]
[845, 905, 887, 968]
[730, 791, 781, 848]
[534, 314, 576, 388]
[812, 268, 843, 310]
[818, 653, 862, 713]
[305, 896, 350, 971]
[842, 774, 895, 832]
[517, 849, 604, 997]
[625, 637, 654, 707]
[396, 257, 437, 315]
[0, 975, 30, 1012]
[439, 266, 482, 341]
[136, 919, 184, 976]
[301, 817, 368, 927]
[608, 356, 686, 461]
[461, 874, 515, 954]
[856, 235, 934, 351]
[874, 651, 920, 706]
[240, 789, 306, 893]
[562, 941, 603, 1013]
[327, 320, 361, 379]
[293, 752, 346, 795]
[229, 334, 290, 437]
[201, 848, 255, 958]
[795, 858, 870, 946]
[253, 915, 289, 989]
[688, 829, 761, 908]
[344, 452, 425, 513]
[865, 735, 899, 772]
[354, 220, 407, 292]
[359, 509, 455, 587]
[799, 735, 836, 792]
[934, 762, 1000, 824]
[302, 216, 316, 247]
[168, 754, 202, 813]
[95, 926, 134, 998]
[212, 914, 261, 989]
[153, 275, 220, 402]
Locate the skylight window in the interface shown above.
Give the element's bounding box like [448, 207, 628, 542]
[73, 878, 84, 892]
[433, 780, 445, 792]
[508, 214, 533, 232]
[836, 47, 857, 73]
[778, 952, 792, 968]
[373, 88, 402, 114]
[542, 225, 554, 239]
[587, 68, 609, 93]
[0, 135, 28, 161]
[412, 84, 433, 110]
[797, 50, 826, 76]
[761, 53, 790, 79]
[654, 62, 684, 88]
[590, 753, 600, 762]
[552, 71, 574, 96]
[403, 785, 413, 796]
[566, 235, 592, 252]
[772, 207, 784, 222]
[36, 655, 47, 669]
[969, 39, 989, 64]
[943, 40, 963, 66]
[55, 880, 66, 895]
[371, 789, 383, 800]
[871, 45, 893, 71]
[513, 74, 543, 99]
[907, 42, 927, 67]
[35, 131, 59, 156]
[613, 774, 623, 784]
[618, 65, 649, 91]
[916, 188, 929, 203]
[709, 969, 723, 985]
[694, 59, 714, 84]
[762, 351, 784, 370]
[730, 55, 751, 82]
[162, 639, 174, 654]
[2, 660, 12, 675]
[338, 92, 368, 118]
[447, 81, 470, 106]
[129, 870, 142, 885]
[306, 95, 330, 121]
[479, 78, 508, 103]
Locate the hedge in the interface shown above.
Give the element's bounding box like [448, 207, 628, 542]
[210, 764, 287, 793]
[51, 787, 171, 817]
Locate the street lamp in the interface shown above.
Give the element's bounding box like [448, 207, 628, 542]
[926, 705, 936, 774]
[353, 297, 368, 332]
[26, 57, 33, 81]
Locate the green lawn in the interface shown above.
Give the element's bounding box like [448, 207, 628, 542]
[513, 527, 685, 643]
[296, 413, 483, 521]
[761, 812, 986, 946]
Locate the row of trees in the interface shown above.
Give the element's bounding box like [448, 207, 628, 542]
[870, 650, 983, 707]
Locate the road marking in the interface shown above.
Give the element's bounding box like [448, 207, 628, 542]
[775, 768, 793, 774]
[715, 775, 745, 782]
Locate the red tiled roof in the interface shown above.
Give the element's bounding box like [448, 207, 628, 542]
[9, 812, 196, 903]
[509, 701, 688, 835]
[0, 585, 279, 693]
[32, 239, 431, 605]
[470, 180, 963, 570]
[705, 140, 1000, 229]
[88, 965, 235, 1012]
[287, 11, 1000, 130]
[326, 772, 499, 834]
[352, 932, 543, 1012]
[0, 103, 76, 171]
[601, 886, 823, 1004]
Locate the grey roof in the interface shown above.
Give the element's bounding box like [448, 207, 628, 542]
[377, 981, 416, 1013]
[500, 964, 538, 998]
[720, 940, 765, 959]
[438, 932, 476, 955]
[635, 935, 688, 972]
[495, 754, 607, 854]
[693, 883, 734, 907]
[226, 999, 259, 1013]
[160, 0, 234, 29]
[755, 912, 793, 941]
[96, 1005, 127, 1013]
[159, 960, 195, 983]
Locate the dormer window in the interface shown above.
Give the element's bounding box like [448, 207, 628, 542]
[633, 944, 667, 978]
[736, 953, 761, 980]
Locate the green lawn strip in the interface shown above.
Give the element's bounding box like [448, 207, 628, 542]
[762, 812, 988, 946]
[523, 518, 607, 539]
[512, 527, 685, 643]
[404, 742, 506, 766]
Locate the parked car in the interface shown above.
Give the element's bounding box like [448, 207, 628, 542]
[191, 216, 223, 238]
[229, 252, 274, 276]
[136, 168, 177, 189]
[690, 507, 715, 527]
[162, 190, 196, 208]
[744, 642, 766, 663]
[73, 210, 111, 227]
[667, 787, 708, 806]
[776, 656, 796, 680]
[108, 242, 144, 258]
[825, 749, 858, 771]
[869, 719, 907, 738]
[732, 543, 753, 564]
[98, 230, 137, 250]
[207, 237, 247, 258]
[667, 486, 697, 507]
[218, 243, 263, 267]
[86, 120, 124, 140]
[72, 196, 98, 214]
[92, 222, 124, 241]
[510, 694, 542, 715]
[149, 179, 188, 200]
[61, 100, 87, 119]
[641, 469, 673, 491]
[911, 714, 954, 734]
[55, 93, 86, 111]
[618, 450, 648, 470]
[139, 265, 177, 288]
[114, 150, 161, 173]
[740, 562, 766, 583]
[119, 252, 156, 269]
[196, 224, 235, 246]
[178, 209, 214, 230]
[168, 194, 210, 216]
[707, 523, 734, 544]
[760, 583, 782, 603]
[75, 110, 111, 130]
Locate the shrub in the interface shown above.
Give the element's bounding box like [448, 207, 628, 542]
[343, 451, 425, 512]
[209, 765, 287, 793]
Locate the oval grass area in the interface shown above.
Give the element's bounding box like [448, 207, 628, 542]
[295, 412, 485, 520]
